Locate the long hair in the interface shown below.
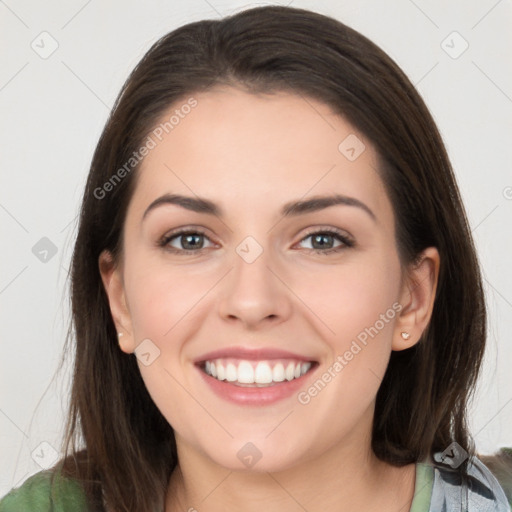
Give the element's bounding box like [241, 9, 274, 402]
[54, 6, 486, 511]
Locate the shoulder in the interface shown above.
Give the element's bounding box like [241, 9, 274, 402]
[0, 469, 90, 512]
[429, 449, 512, 511]
[480, 448, 512, 507]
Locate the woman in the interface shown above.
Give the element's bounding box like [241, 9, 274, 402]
[1, 5, 510, 511]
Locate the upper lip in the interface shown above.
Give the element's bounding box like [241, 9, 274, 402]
[194, 346, 317, 364]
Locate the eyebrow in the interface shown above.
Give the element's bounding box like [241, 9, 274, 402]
[142, 193, 376, 222]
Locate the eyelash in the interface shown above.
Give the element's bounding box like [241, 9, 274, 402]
[158, 227, 354, 256]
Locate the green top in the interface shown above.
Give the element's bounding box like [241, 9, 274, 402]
[0, 470, 89, 511]
[410, 463, 434, 511]
[0, 460, 507, 511]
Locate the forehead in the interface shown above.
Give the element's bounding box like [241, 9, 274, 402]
[129, 87, 391, 222]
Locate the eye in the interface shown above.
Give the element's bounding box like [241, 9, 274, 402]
[297, 228, 354, 255]
[158, 229, 215, 254]
[158, 227, 354, 256]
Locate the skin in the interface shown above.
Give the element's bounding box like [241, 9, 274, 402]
[99, 87, 440, 512]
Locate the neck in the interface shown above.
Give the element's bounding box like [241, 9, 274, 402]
[165, 423, 416, 512]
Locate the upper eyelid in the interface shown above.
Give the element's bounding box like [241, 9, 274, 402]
[160, 226, 216, 243]
[299, 226, 353, 239]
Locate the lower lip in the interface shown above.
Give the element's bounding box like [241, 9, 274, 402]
[196, 364, 317, 406]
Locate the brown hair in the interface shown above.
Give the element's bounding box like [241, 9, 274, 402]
[54, 5, 486, 511]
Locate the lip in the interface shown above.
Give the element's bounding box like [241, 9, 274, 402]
[195, 349, 319, 405]
[194, 346, 317, 364]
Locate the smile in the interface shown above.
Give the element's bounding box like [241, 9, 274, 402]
[202, 358, 314, 387]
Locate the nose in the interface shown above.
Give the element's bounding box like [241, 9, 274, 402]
[217, 239, 293, 329]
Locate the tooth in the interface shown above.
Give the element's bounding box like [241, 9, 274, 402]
[301, 362, 311, 375]
[272, 363, 285, 382]
[207, 359, 311, 385]
[216, 363, 226, 380]
[238, 361, 255, 383]
[226, 363, 237, 382]
[285, 362, 295, 381]
[254, 362, 273, 384]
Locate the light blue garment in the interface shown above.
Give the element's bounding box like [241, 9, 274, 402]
[429, 453, 510, 511]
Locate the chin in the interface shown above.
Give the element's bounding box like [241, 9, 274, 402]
[202, 436, 310, 474]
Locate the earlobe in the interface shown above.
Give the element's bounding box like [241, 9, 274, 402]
[392, 247, 440, 351]
[98, 250, 136, 354]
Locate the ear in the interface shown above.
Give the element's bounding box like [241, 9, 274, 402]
[98, 249, 136, 354]
[392, 247, 440, 351]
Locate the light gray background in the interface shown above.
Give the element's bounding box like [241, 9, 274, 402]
[1, 0, 511, 496]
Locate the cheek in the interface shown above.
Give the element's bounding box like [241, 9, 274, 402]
[296, 262, 401, 419]
[338, 273, 398, 339]
[123, 259, 209, 428]
[300, 252, 402, 347]
[124, 256, 208, 342]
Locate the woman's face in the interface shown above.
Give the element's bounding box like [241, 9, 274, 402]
[101, 87, 434, 472]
